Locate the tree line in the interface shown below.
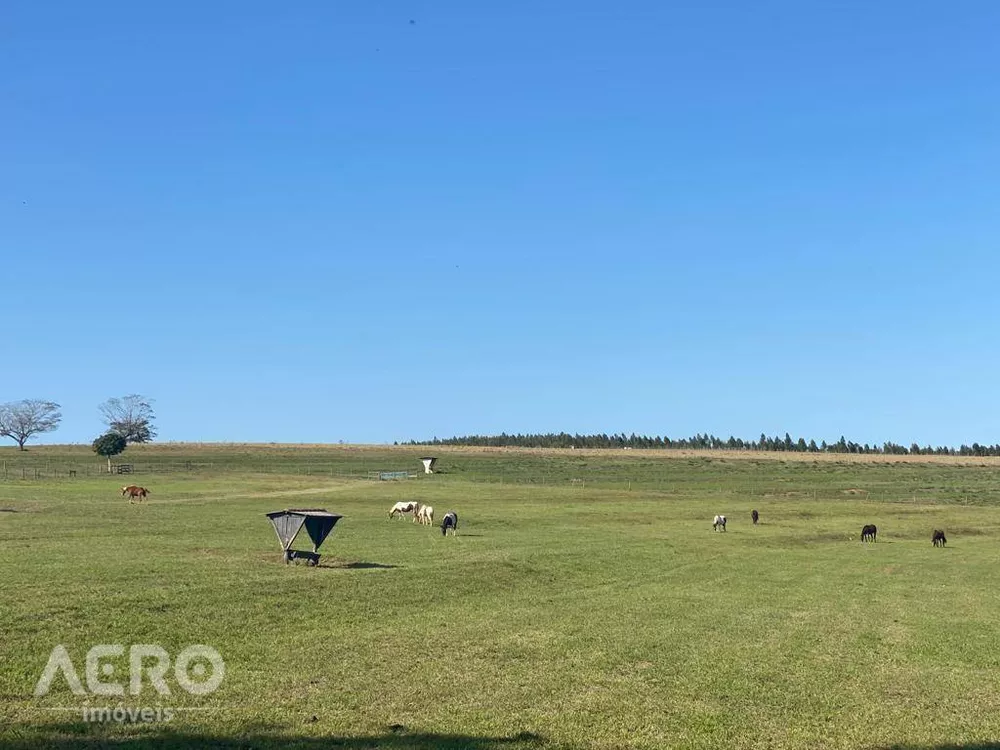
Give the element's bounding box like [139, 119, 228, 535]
[407, 432, 1000, 457]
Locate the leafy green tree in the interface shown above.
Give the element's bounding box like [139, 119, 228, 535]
[93, 431, 128, 474]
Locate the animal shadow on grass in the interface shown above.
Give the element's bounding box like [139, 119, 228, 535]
[4, 725, 555, 750]
[0, 508, 18, 512]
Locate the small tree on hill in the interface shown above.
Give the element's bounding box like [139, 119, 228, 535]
[0, 399, 62, 450]
[93, 432, 128, 474]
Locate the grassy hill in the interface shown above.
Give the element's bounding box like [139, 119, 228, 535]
[2, 444, 999, 749]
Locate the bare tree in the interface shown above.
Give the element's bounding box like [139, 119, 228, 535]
[0, 399, 62, 450]
[99, 395, 157, 443]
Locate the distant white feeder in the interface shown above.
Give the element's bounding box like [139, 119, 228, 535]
[420, 457, 437, 474]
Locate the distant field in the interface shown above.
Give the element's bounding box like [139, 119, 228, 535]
[2, 444, 1000, 749]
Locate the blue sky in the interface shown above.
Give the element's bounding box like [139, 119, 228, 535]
[3, 1, 999, 447]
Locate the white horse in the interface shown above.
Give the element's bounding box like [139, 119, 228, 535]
[389, 501, 418, 519]
[417, 504, 434, 526]
[712, 515, 727, 532]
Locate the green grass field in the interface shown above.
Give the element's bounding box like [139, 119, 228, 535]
[3, 445, 1000, 749]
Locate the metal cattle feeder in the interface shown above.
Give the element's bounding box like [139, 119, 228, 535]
[265, 509, 343, 566]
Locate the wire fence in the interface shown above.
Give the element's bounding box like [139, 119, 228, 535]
[1, 459, 996, 506]
[0, 461, 377, 481]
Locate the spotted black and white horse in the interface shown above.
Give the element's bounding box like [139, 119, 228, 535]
[712, 515, 727, 532]
[441, 511, 458, 536]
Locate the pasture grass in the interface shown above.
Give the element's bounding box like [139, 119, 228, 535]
[2, 445, 1000, 749]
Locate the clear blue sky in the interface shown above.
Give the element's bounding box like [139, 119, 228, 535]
[3, 1, 999, 447]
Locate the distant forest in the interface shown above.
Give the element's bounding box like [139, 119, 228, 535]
[407, 432, 1000, 457]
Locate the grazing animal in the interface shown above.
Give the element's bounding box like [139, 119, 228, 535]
[712, 515, 727, 532]
[441, 511, 458, 536]
[932, 529, 947, 547]
[122, 486, 148, 503]
[751, 509, 759, 525]
[417, 504, 434, 526]
[389, 501, 418, 519]
[861, 524, 877, 543]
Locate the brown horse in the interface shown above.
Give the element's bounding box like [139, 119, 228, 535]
[122, 485, 149, 503]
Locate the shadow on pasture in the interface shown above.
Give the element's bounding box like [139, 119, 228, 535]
[4, 724, 557, 750]
[877, 744, 1000, 750]
[319, 560, 400, 570]
[0, 508, 18, 512]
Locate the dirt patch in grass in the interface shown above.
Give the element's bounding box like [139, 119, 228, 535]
[762, 531, 854, 546]
[941, 526, 990, 536]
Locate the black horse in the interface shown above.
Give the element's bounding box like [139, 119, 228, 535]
[861, 524, 877, 543]
[932, 529, 947, 547]
[751, 509, 759, 525]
